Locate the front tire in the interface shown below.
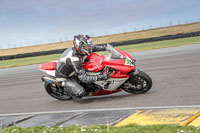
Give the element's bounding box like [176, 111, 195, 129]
[44, 82, 72, 100]
[122, 71, 152, 94]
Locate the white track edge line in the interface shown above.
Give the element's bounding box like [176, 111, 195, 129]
[1, 105, 200, 117]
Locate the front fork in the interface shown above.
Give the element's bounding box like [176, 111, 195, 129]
[131, 68, 141, 76]
[124, 68, 141, 86]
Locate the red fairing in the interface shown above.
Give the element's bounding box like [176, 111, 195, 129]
[38, 62, 57, 70]
[110, 71, 130, 78]
[83, 49, 136, 73]
[102, 60, 135, 74]
[92, 88, 121, 96]
[83, 53, 105, 72]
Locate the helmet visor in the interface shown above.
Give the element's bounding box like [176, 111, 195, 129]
[82, 44, 92, 55]
[83, 44, 91, 50]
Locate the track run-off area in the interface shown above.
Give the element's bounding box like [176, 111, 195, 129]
[0, 44, 200, 127]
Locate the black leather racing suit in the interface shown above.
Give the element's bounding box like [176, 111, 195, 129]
[55, 45, 106, 97]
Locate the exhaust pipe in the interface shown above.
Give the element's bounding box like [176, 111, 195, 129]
[41, 76, 61, 86]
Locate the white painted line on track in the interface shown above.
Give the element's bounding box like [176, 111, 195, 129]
[0, 105, 200, 117]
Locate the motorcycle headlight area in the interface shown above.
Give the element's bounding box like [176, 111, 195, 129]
[124, 58, 135, 66]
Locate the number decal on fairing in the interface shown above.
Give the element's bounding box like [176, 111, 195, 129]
[124, 56, 134, 66]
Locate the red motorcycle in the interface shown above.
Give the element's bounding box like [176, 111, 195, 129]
[38, 44, 152, 100]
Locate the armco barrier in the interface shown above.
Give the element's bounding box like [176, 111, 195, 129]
[0, 31, 200, 61]
[0, 49, 66, 61]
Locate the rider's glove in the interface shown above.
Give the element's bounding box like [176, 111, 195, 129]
[97, 73, 109, 80]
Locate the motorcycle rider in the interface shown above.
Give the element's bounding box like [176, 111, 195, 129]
[55, 34, 108, 99]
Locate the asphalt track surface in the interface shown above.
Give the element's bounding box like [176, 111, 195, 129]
[0, 44, 200, 116]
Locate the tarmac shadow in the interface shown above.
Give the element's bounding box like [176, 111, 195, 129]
[74, 91, 155, 104]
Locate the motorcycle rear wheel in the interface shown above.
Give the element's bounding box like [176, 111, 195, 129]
[44, 82, 72, 100]
[122, 71, 152, 94]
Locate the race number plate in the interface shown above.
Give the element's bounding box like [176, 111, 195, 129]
[124, 57, 134, 66]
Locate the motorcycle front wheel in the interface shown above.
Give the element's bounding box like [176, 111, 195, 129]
[44, 82, 72, 100]
[122, 71, 152, 94]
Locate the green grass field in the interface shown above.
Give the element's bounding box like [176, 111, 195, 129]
[1, 124, 200, 133]
[0, 36, 200, 69]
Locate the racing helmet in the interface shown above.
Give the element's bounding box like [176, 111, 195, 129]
[73, 34, 93, 55]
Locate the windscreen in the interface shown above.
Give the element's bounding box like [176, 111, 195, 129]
[106, 44, 124, 60]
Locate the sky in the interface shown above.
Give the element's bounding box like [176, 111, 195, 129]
[0, 0, 200, 49]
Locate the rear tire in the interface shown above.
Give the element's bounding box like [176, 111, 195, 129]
[122, 71, 152, 94]
[44, 82, 72, 100]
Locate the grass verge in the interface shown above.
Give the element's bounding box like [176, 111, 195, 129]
[0, 54, 61, 69]
[0, 36, 200, 69]
[96, 36, 200, 55]
[0, 124, 200, 133]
